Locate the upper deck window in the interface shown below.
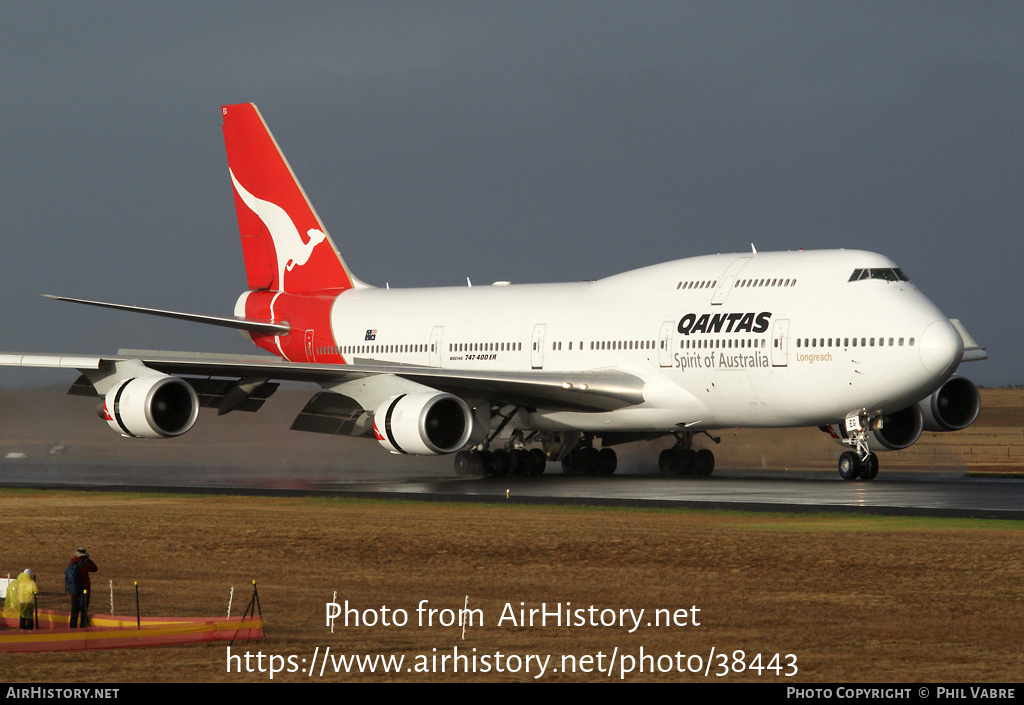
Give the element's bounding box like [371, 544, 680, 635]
[848, 268, 911, 283]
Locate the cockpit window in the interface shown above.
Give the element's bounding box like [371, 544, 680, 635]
[848, 268, 911, 283]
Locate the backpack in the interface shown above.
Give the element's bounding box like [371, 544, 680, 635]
[64, 562, 82, 595]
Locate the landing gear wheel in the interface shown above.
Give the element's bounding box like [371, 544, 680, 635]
[838, 451, 861, 481]
[679, 448, 696, 475]
[659, 449, 679, 476]
[454, 451, 472, 477]
[509, 449, 530, 475]
[490, 449, 512, 477]
[694, 448, 715, 477]
[597, 448, 617, 476]
[527, 448, 547, 475]
[561, 450, 581, 475]
[563, 447, 605, 475]
[859, 453, 879, 481]
[478, 450, 495, 476]
[659, 447, 697, 476]
[454, 450, 486, 477]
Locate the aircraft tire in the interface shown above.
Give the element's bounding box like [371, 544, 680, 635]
[561, 450, 580, 475]
[509, 449, 529, 475]
[659, 449, 679, 476]
[859, 453, 879, 480]
[597, 448, 617, 476]
[491, 449, 512, 477]
[476, 450, 494, 476]
[528, 448, 547, 475]
[454, 450, 482, 477]
[679, 448, 696, 475]
[694, 448, 715, 476]
[838, 451, 861, 480]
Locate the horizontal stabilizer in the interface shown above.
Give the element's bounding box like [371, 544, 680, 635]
[43, 295, 290, 335]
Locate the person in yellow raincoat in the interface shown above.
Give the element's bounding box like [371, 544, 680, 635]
[4, 569, 39, 629]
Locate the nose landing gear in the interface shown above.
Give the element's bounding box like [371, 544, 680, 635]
[837, 411, 880, 481]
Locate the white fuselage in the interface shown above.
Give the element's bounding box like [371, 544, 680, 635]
[316, 249, 962, 433]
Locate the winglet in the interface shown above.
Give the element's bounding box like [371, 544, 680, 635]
[950, 318, 988, 362]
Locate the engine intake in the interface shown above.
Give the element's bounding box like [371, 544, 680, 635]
[374, 392, 473, 455]
[918, 376, 981, 432]
[824, 405, 923, 452]
[104, 375, 199, 438]
[869, 405, 924, 451]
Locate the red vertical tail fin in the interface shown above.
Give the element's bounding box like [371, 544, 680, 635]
[221, 103, 363, 293]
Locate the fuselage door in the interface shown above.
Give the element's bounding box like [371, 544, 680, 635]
[429, 326, 444, 367]
[711, 256, 752, 305]
[531, 324, 546, 369]
[659, 320, 675, 367]
[305, 329, 316, 363]
[771, 318, 790, 367]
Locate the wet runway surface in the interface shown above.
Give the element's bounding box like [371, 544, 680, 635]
[2, 460, 1021, 519]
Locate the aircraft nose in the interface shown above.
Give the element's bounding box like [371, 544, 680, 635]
[919, 319, 963, 377]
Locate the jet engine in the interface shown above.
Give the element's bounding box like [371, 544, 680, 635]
[824, 376, 981, 453]
[103, 374, 200, 438]
[373, 392, 473, 455]
[918, 376, 981, 432]
[824, 405, 924, 452]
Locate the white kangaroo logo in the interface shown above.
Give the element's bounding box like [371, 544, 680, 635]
[230, 169, 326, 290]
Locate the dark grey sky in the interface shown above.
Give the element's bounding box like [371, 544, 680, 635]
[0, 3, 1020, 386]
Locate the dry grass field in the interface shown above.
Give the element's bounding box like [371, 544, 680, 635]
[1, 492, 1022, 683]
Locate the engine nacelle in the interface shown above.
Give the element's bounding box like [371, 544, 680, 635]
[824, 404, 924, 452]
[373, 392, 473, 455]
[103, 375, 199, 438]
[918, 376, 981, 432]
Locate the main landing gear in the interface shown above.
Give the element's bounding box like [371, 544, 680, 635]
[455, 428, 623, 478]
[658, 431, 716, 477]
[454, 448, 548, 477]
[561, 436, 617, 476]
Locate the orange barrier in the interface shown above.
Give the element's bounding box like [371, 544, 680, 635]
[0, 610, 263, 652]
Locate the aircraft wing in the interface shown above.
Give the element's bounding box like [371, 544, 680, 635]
[950, 319, 988, 362]
[0, 350, 646, 413]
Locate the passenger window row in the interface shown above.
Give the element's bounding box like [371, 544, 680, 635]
[337, 343, 436, 355]
[676, 277, 797, 290]
[736, 277, 796, 288]
[450, 342, 523, 352]
[681, 338, 767, 349]
[676, 279, 717, 290]
[795, 337, 916, 348]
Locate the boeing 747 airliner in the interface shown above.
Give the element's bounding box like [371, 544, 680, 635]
[0, 103, 987, 480]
